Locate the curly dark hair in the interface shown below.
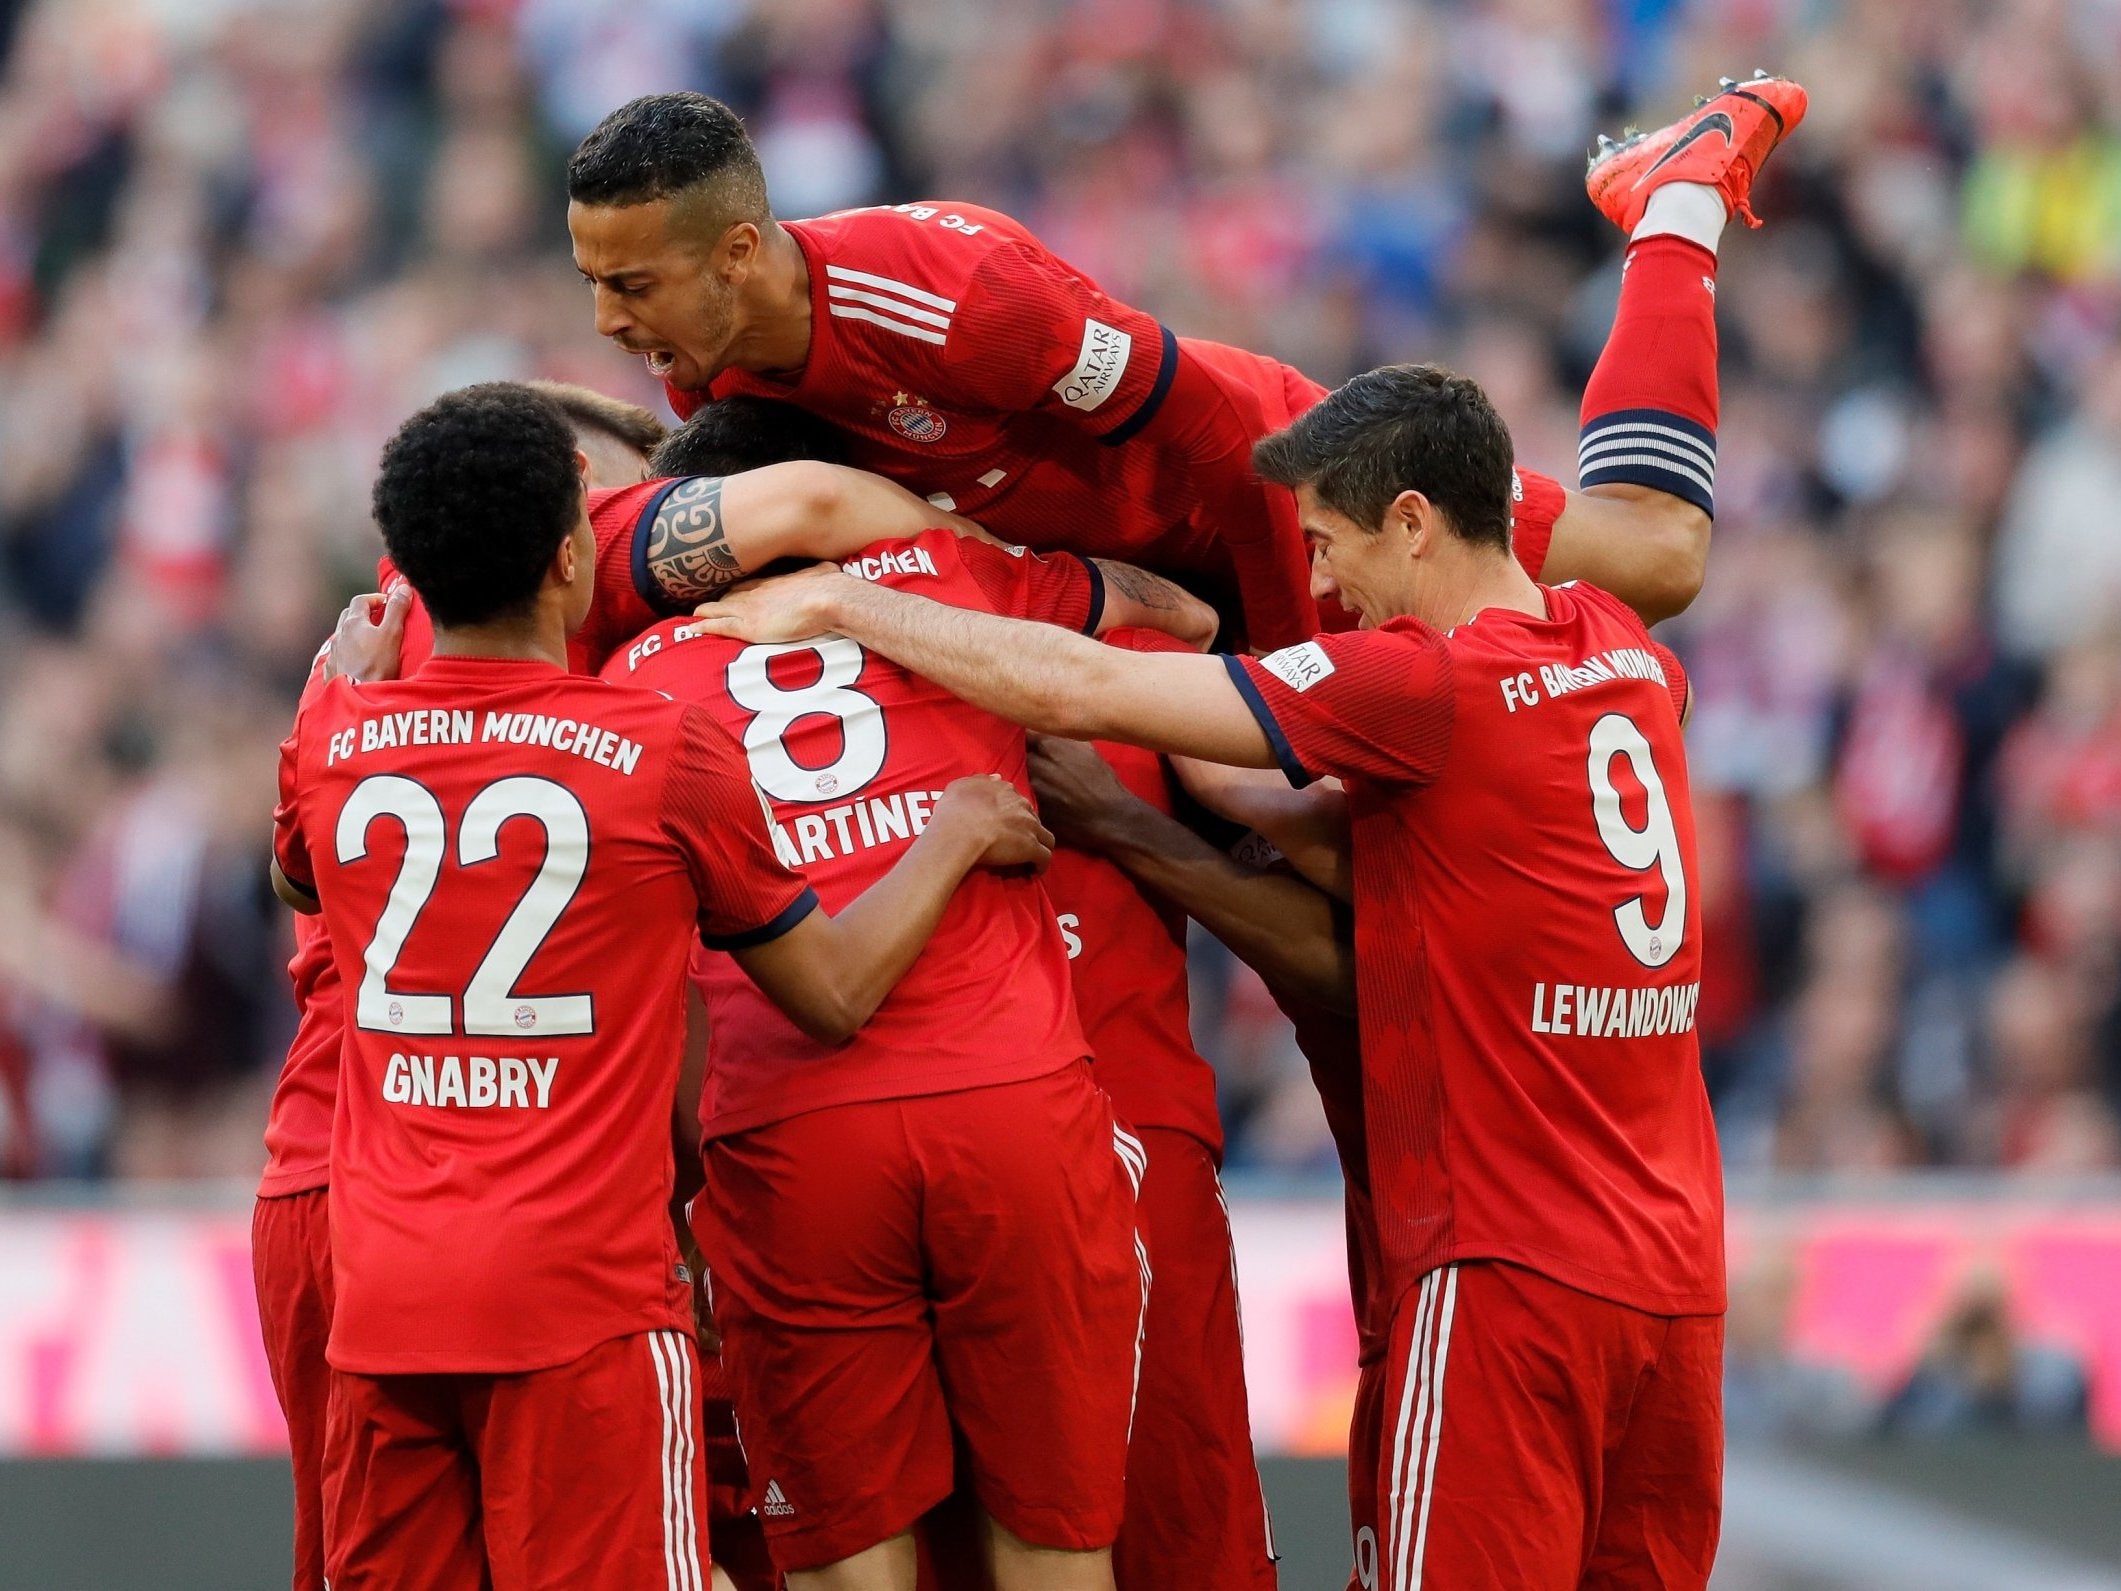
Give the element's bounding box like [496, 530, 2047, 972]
[372, 383, 583, 629]
[649, 397, 850, 478]
[1254, 363, 1515, 553]
[567, 92, 768, 220]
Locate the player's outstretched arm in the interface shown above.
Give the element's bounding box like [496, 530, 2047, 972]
[688, 564, 1277, 766]
[1539, 484, 1707, 626]
[1169, 758, 1354, 904]
[1085, 560, 1219, 650]
[729, 775, 1053, 1044]
[641, 463, 994, 608]
[1029, 739, 1354, 1014]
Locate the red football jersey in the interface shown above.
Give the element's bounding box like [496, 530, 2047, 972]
[258, 646, 341, 1199]
[272, 659, 817, 1373]
[1230, 582, 1722, 1316]
[1042, 628, 1223, 1156]
[604, 530, 1095, 1138]
[286, 482, 682, 1195]
[676, 203, 1317, 648]
[675, 204, 1569, 647]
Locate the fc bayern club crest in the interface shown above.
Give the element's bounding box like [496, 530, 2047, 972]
[886, 398, 947, 444]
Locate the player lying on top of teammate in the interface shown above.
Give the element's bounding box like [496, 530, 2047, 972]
[563, 89, 1741, 651]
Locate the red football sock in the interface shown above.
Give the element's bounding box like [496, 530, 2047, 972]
[1577, 235, 1720, 517]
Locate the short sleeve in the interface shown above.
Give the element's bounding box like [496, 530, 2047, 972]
[952, 536, 1101, 632]
[1510, 467, 1565, 580]
[941, 240, 1174, 441]
[1225, 626, 1456, 790]
[661, 705, 820, 949]
[272, 713, 314, 895]
[573, 481, 689, 672]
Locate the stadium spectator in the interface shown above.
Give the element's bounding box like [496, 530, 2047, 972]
[0, 0, 2117, 1184]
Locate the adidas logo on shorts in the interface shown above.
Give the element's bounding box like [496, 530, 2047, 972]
[762, 1480, 795, 1518]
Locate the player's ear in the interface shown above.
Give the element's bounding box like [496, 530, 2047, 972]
[574, 447, 591, 485]
[717, 220, 762, 281]
[1387, 489, 1431, 556]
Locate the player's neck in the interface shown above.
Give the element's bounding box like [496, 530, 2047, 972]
[430, 611, 571, 669]
[1425, 550, 1548, 630]
[725, 222, 812, 376]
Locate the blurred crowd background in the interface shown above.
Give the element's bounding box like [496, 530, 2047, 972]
[0, 0, 2119, 1211]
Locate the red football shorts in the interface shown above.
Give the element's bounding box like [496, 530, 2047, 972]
[252, 1189, 334, 1591]
[701, 1385, 777, 1591]
[1117, 1126, 1275, 1591]
[695, 1062, 1143, 1572]
[1354, 1261, 1723, 1591]
[323, 1329, 710, 1591]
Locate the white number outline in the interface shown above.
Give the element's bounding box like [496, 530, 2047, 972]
[335, 773, 596, 1035]
[726, 638, 889, 804]
[1586, 712, 1687, 968]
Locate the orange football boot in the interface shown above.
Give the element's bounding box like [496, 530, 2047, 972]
[1587, 71, 1808, 231]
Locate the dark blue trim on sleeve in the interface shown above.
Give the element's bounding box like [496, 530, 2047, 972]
[703, 886, 821, 951]
[1076, 554, 1106, 635]
[1098, 323, 1179, 448]
[629, 477, 693, 617]
[1220, 654, 1314, 789]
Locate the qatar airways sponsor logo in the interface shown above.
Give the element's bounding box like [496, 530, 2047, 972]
[765, 786, 951, 867]
[1258, 642, 1335, 693]
[383, 1051, 559, 1109]
[1529, 980, 1700, 1038]
[1497, 647, 1668, 714]
[1052, 318, 1133, 412]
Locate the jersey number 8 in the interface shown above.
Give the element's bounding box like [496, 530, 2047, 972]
[727, 638, 888, 804]
[336, 774, 594, 1037]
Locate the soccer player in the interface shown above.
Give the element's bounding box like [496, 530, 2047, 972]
[605, 447, 1217, 1590]
[270, 384, 1052, 1591]
[563, 88, 1745, 651]
[251, 383, 668, 1591]
[686, 361, 1724, 1589]
[646, 399, 1278, 1591]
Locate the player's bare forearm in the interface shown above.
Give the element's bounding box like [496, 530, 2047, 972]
[1088, 560, 1219, 650]
[730, 776, 1050, 1043]
[691, 567, 1278, 766]
[1541, 484, 1708, 626]
[1171, 759, 1354, 903]
[1086, 794, 1354, 1015]
[646, 464, 994, 609]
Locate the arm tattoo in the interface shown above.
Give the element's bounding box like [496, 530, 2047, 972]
[645, 476, 745, 606]
[1094, 559, 1184, 609]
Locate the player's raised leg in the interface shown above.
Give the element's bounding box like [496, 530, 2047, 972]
[1526, 71, 1808, 623]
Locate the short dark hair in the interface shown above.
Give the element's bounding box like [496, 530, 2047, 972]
[1253, 363, 1515, 553]
[567, 92, 769, 221]
[373, 383, 583, 629]
[649, 397, 850, 478]
[526, 380, 667, 456]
